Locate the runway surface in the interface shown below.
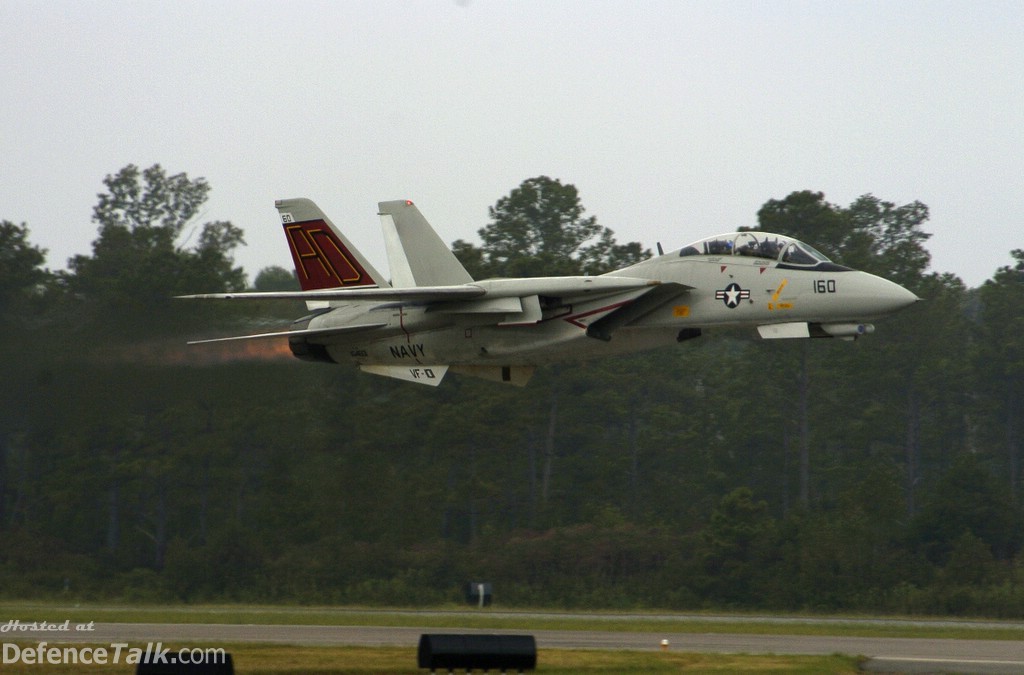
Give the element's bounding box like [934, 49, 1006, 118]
[16, 620, 1024, 673]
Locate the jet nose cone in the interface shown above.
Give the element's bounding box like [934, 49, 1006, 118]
[874, 276, 921, 315]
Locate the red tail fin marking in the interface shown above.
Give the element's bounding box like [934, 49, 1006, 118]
[284, 221, 375, 290]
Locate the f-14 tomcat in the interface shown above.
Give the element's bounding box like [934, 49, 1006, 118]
[182, 198, 919, 386]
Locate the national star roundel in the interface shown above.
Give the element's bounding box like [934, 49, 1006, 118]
[715, 283, 750, 308]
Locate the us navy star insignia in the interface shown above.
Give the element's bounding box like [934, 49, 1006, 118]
[715, 283, 750, 308]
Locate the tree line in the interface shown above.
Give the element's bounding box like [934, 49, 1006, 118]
[1, 166, 1023, 616]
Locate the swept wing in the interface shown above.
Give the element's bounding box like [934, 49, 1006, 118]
[178, 276, 667, 303]
[177, 286, 485, 302]
[181, 277, 678, 345]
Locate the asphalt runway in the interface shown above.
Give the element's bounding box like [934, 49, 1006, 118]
[14, 620, 1024, 673]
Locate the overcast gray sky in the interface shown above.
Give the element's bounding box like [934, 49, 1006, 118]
[3, 0, 1021, 288]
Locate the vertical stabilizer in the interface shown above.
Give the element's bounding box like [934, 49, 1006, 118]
[378, 200, 474, 288]
[275, 198, 390, 291]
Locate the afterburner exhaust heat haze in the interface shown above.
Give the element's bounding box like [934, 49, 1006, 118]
[181, 198, 919, 386]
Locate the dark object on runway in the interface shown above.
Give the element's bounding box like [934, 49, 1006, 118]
[417, 633, 536, 673]
[136, 652, 233, 675]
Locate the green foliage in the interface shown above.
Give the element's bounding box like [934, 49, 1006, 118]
[972, 252, 1024, 500]
[254, 265, 300, 291]
[910, 454, 1022, 563]
[3, 175, 1024, 618]
[843, 194, 932, 283]
[756, 190, 932, 285]
[0, 221, 51, 321]
[454, 176, 649, 278]
[757, 190, 847, 254]
[67, 164, 245, 322]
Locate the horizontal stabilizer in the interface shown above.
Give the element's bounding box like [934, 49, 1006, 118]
[187, 323, 387, 345]
[360, 364, 448, 386]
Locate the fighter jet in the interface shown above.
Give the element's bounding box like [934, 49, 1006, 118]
[182, 198, 919, 386]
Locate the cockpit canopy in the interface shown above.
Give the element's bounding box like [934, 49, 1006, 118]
[677, 232, 832, 266]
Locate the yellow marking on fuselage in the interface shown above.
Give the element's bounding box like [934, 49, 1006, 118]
[772, 278, 788, 302]
[673, 305, 690, 317]
[769, 279, 792, 311]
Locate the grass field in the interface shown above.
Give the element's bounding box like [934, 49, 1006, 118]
[1, 601, 1019, 673]
[2, 601, 1021, 640]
